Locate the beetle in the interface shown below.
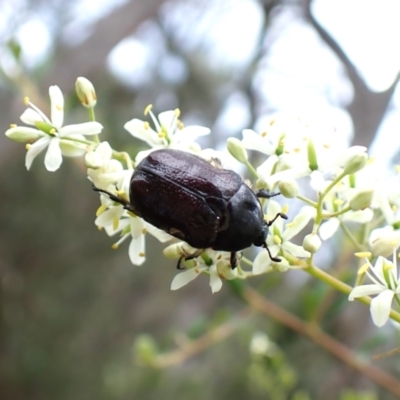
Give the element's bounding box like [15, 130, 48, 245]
[93, 148, 287, 269]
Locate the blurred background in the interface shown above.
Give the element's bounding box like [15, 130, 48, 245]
[1, 0, 400, 399]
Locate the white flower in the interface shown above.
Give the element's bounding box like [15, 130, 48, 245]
[244, 114, 367, 188]
[124, 106, 210, 163]
[170, 249, 235, 293]
[95, 193, 171, 266]
[86, 142, 130, 190]
[10, 86, 103, 171]
[253, 202, 314, 274]
[349, 251, 400, 327]
[318, 187, 374, 241]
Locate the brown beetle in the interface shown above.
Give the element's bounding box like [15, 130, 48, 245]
[94, 149, 287, 268]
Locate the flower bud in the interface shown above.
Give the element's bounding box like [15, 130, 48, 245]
[349, 189, 374, 211]
[163, 243, 184, 259]
[303, 233, 322, 253]
[343, 152, 367, 175]
[278, 179, 299, 198]
[307, 140, 318, 171]
[5, 126, 43, 143]
[133, 334, 158, 365]
[227, 137, 248, 163]
[216, 259, 237, 280]
[369, 227, 400, 257]
[75, 77, 97, 108]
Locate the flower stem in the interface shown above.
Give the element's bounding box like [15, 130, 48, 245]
[304, 261, 400, 324]
[244, 160, 258, 178]
[87, 107, 100, 143]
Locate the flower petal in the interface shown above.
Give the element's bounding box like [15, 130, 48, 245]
[129, 234, 145, 265]
[60, 134, 86, 157]
[282, 241, 310, 258]
[342, 209, 374, 223]
[370, 289, 395, 327]
[242, 129, 274, 155]
[170, 267, 206, 291]
[252, 251, 272, 275]
[59, 121, 103, 136]
[319, 219, 340, 240]
[209, 264, 223, 293]
[49, 86, 64, 129]
[172, 125, 210, 143]
[124, 119, 164, 147]
[158, 110, 176, 131]
[20, 108, 47, 125]
[130, 217, 145, 239]
[6, 126, 43, 143]
[145, 223, 173, 243]
[348, 284, 385, 300]
[282, 206, 315, 240]
[25, 136, 50, 170]
[44, 137, 63, 171]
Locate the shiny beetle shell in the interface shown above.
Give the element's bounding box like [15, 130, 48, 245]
[94, 149, 287, 268]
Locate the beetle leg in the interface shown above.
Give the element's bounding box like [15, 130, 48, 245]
[231, 251, 242, 269]
[176, 256, 186, 270]
[256, 189, 280, 199]
[264, 243, 282, 263]
[176, 248, 204, 269]
[263, 212, 289, 263]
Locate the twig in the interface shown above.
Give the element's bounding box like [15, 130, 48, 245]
[243, 286, 400, 398]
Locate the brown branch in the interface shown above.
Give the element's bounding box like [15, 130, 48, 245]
[243, 286, 400, 398]
[304, 0, 400, 148]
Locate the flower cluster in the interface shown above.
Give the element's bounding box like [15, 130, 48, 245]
[5, 78, 400, 328]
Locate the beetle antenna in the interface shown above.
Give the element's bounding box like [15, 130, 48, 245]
[267, 212, 288, 226]
[256, 189, 280, 199]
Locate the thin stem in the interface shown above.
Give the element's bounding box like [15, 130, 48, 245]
[321, 205, 352, 218]
[243, 286, 400, 398]
[296, 194, 317, 207]
[340, 221, 364, 252]
[61, 136, 95, 146]
[244, 160, 258, 178]
[87, 107, 100, 143]
[304, 261, 400, 324]
[150, 310, 250, 368]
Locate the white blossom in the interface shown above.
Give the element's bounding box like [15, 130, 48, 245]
[124, 106, 210, 163]
[170, 249, 235, 293]
[253, 201, 314, 274]
[349, 251, 400, 327]
[9, 86, 102, 171]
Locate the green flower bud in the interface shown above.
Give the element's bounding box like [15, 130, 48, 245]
[227, 137, 248, 163]
[133, 334, 158, 365]
[303, 233, 321, 253]
[343, 153, 367, 175]
[307, 140, 318, 171]
[349, 189, 374, 211]
[75, 77, 97, 108]
[5, 126, 43, 143]
[278, 179, 299, 198]
[34, 120, 54, 134]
